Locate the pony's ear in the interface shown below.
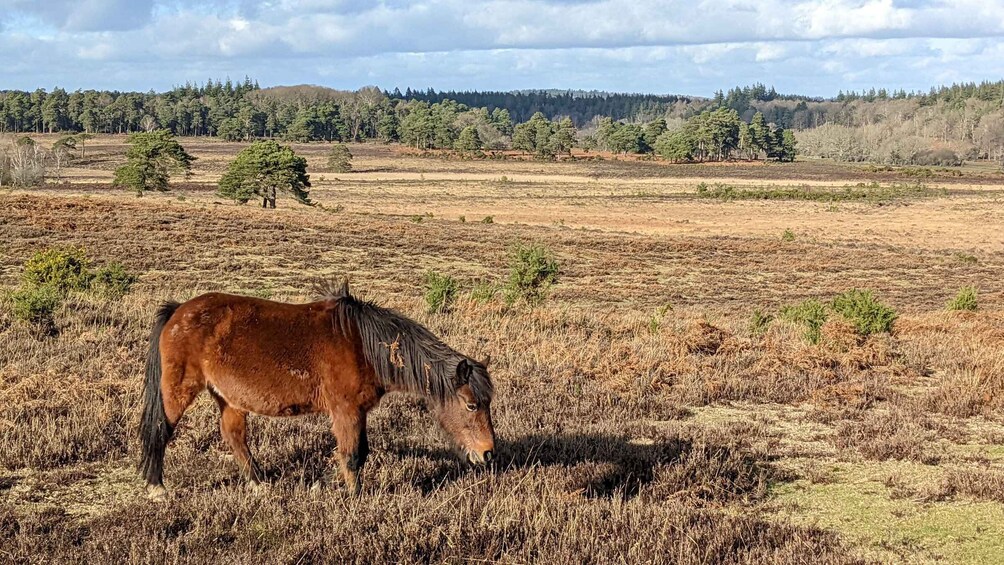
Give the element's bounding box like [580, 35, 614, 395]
[483, 354, 492, 367]
[456, 359, 473, 384]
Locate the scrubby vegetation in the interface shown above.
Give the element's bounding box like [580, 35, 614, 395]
[422, 270, 458, 313]
[3, 246, 137, 333]
[503, 243, 560, 305]
[947, 286, 979, 312]
[695, 181, 943, 203]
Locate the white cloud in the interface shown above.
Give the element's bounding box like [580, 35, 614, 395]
[1, 0, 1004, 94]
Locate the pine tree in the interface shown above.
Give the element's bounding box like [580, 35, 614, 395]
[218, 140, 310, 208]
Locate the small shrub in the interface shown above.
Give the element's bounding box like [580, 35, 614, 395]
[459, 215, 466, 223]
[648, 303, 673, 334]
[469, 281, 499, 303]
[781, 299, 828, 344]
[410, 215, 424, 223]
[22, 247, 92, 293]
[481, 216, 494, 224]
[503, 243, 559, 306]
[749, 309, 773, 337]
[830, 289, 897, 335]
[423, 271, 458, 313]
[91, 262, 138, 298]
[781, 229, 795, 242]
[947, 286, 978, 311]
[7, 284, 61, 331]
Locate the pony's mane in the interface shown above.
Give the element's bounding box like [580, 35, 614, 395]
[316, 280, 493, 406]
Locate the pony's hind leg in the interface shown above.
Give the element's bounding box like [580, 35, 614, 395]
[146, 364, 204, 500]
[211, 392, 264, 484]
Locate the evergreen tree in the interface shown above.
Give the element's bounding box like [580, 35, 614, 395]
[455, 125, 483, 155]
[112, 130, 194, 194]
[218, 140, 310, 208]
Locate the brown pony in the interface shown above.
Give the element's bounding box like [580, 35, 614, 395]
[138, 281, 495, 499]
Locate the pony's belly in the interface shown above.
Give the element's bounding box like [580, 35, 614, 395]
[208, 373, 322, 417]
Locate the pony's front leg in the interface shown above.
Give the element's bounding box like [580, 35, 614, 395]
[330, 411, 369, 496]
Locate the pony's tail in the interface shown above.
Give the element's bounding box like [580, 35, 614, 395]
[139, 301, 181, 486]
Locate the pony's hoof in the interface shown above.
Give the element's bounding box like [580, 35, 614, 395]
[146, 485, 168, 502]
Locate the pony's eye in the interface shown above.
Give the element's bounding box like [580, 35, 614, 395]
[466, 403, 478, 412]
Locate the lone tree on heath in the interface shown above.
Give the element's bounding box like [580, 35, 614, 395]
[326, 143, 353, 172]
[218, 140, 311, 208]
[112, 130, 194, 195]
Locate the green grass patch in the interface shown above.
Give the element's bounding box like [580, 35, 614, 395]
[947, 286, 978, 311]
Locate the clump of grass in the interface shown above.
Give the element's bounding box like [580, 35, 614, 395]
[90, 262, 137, 299]
[22, 247, 92, 293]
[781, 229, 795, 242]
[410, 215, 425, 223]
[481, 216, 494, 224]
[953, 252, 978, 265]
[6, 284, 61, 332]
[946, 286, 978, 311]
[647, 303, 673, 334]
[749, 309, 773, 337]
[458, 215, 466, 223]
[423, 270, 458, 313]
[780, 299, 828, 344]
[830, 289, 896, 335]
[503, 243, 559, 306]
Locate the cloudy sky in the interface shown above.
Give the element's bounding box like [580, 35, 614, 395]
[1, 0, 1003, 97]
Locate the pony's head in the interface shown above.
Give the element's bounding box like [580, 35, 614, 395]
[434, 358, 495, 465]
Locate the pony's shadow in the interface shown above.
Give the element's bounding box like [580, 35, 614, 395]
[392, 432, 690, 499]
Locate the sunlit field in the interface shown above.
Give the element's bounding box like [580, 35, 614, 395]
[2, 136, 1004, 563]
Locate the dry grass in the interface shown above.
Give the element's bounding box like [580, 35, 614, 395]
[2, 137, 1004, 563]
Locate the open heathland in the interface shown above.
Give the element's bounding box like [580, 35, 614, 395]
[2, 136, 1004, 563]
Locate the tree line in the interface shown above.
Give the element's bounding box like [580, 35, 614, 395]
[4, 78, 1004, 166]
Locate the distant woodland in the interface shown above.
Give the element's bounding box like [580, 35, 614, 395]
[2, 78, 1004, 166]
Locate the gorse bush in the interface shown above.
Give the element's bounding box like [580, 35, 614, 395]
[781, 229, 795, 242]
[423, 270, 458, 313]
[7, 284, 61, 331]
[947, 286, 978, 311]
[780, 299, 828, 344]
[504, 243, 559, 306]
[830, 289, 897, 335]
[91, 262, 138, 298]
[22, 247, 92, 293]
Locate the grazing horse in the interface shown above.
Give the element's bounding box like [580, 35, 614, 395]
[138, 281, 495, 499]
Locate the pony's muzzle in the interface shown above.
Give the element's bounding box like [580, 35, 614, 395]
[467, 450, 493, 465]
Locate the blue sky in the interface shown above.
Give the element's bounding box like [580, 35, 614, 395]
[1, 0, 1003, 97]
